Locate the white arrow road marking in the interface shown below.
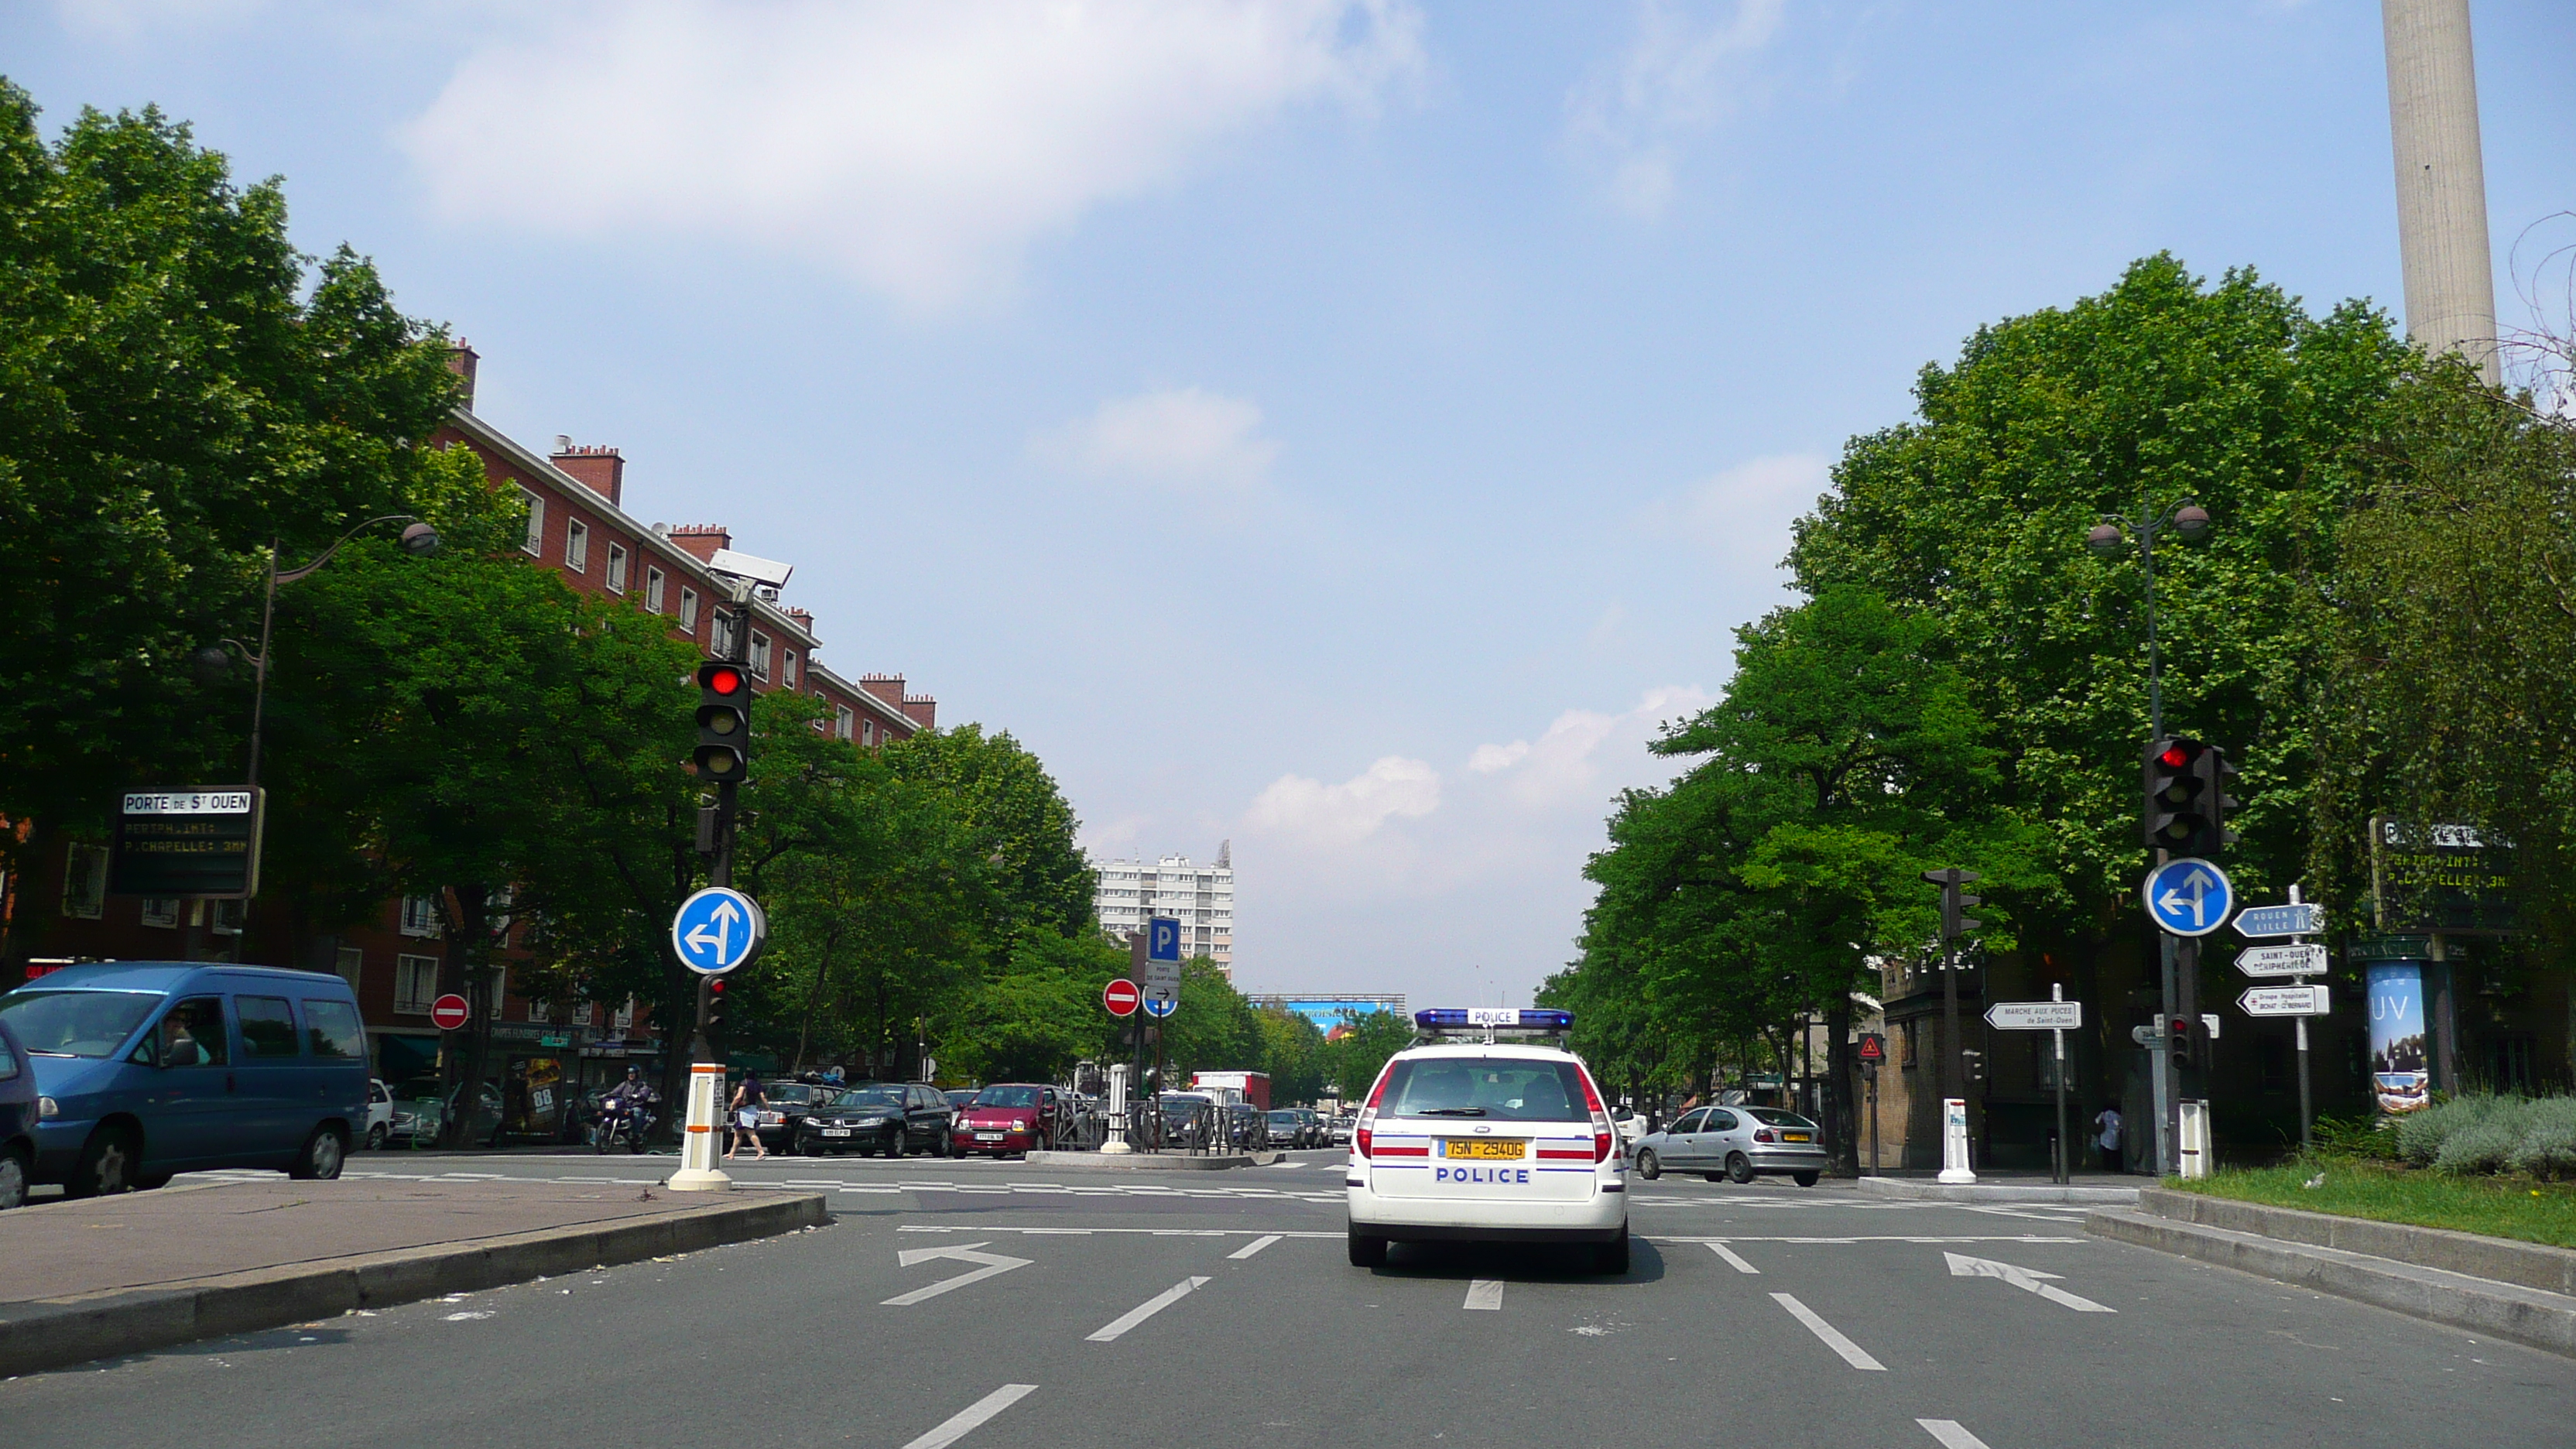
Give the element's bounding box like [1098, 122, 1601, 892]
[1228, 1234, 1282, 1259]
[881, 1242, 1033, 1307]
[1463, 1279, 1506, 1310]
[1770, 1293, 1885, 1370]
[1705, 1242, 1761, 1274]
[1087, 1276, 1211, 1341]
[1944, 1251, 2115, 1312]
[1917, 1420, 1992, 1449]
[899, 1384, 1038, 1449]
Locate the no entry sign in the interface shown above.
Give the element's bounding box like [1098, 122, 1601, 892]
[430, 993, 471, 1031]
[1104, 978, 1141, 1017]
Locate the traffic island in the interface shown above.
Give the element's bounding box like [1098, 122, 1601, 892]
[0, 1177, 827, 1378]
[1022, 1149, 1284, 1170]
[1853, 1174, 2140, 1204]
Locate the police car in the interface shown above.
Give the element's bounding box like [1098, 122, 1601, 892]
[1346, 1009, 1627, 1273]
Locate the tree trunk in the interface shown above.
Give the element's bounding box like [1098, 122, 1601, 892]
[440, 886, 495, 1149]
[1825, 995, 1858, 1176]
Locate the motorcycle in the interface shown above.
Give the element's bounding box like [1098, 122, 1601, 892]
[592, 1096, 657, 1154]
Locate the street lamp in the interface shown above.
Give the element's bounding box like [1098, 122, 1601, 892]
[2084, 498, 2212, 738]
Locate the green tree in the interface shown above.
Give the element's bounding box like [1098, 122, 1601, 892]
[882, 724, 1095, 951]
[1252, 1006, 1327, 1106]
[1320, 1010, 1414, 1101]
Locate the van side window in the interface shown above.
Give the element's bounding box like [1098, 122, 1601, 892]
[238, 996, 300, 1057]
[303, 999, 365, 1060]
[0, 1040, 17, 1081]
[159, 998, 228, 1067]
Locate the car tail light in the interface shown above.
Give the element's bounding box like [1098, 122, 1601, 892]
[1754, 1128, 1776, 1143]
[1355, 1059, 1396, 1159]
[1577, 1067, 1615, 1163]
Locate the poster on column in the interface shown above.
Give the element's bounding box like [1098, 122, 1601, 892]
[2366, 961, 2429, 1114]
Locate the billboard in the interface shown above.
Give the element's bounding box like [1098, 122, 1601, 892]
[2366, 961, 2429, 1114]
[1248, 995, 1406, 1039]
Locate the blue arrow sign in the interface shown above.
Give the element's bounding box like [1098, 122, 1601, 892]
[2142, 858, 2233, 938]
[1142, 995, 1177, 1018]
[1147, 916, 1183, 964]
[671, 886, 767, 975]
[2233, 903, 2324, 938]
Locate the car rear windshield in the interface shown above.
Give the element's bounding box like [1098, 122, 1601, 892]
[1267, 1111, 1298, 1122]
[835, 1088, 904, 1108]
[1377, 1056, 1590, 1123]
[975, 1085, 1043, 1108]
[1745, 1108, 1817, 1129]
[0, 989, 162, 1057]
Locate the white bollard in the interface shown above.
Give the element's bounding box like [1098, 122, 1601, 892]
[1100, 1063, 1133, 1153]
[1937, 1097, 1977, 1184]
[666, 1062, 734, 1191]
[2177, 1098, 2212, 1180]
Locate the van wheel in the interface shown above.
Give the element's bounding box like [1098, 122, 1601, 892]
[289, 1125, 348, 1181]
[1348, 1228, 1387, 1268]
[0, 1146, 28, 1210]
[1593, 1223, 1630, 1275]
[65, 1125, 136, 1198]
[1725, 1153, 1756, 1184]
[1635, 1149, 1662, 1180]
[1793, 1170, 1821, 1187]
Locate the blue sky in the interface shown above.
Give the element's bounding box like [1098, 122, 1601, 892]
[10, 1, 2570, 1009]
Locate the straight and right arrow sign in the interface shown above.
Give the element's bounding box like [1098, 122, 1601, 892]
[2235, 943, 2330, 978]
[2239, 985, 2331, 1017]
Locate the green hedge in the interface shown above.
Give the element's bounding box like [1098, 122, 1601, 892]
[2390, 1094, 2576, 1180]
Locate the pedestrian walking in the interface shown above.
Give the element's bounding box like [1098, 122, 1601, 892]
[727, 1070, 769, 1160]
[2093, 1105, 2124, 1173]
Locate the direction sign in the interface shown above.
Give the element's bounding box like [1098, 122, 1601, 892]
[1142, 995, 1177, 1019]
[670, 886, 767, 975]
[111, 786, 265, 899]
[430, 993, 471, 1031]
[2234, 903, 2324, 938]
[2239, 984, 2331, 1017]
[1104, 978, 1141, 1017]
[1985, 1001, 2084, 1031]
[2235, 943, 2330, 978]
[2143, 857, 2233, 937]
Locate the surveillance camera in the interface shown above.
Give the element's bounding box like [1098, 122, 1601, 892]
[705, 548, 793, 590]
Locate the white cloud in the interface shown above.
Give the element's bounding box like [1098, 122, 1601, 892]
[1465, 685, 1712, 808]
[1244, 755, 1439, 847]
[1033, 387, 1279, 492]
[1564, 0, 1785, 219]
[1641, 450, 1829, 570]
[399, 0, 1424, 310]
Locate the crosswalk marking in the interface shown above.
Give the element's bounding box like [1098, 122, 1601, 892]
[1771, 1293, 1886, 1371]
[1463, 1279, 1505, 1310]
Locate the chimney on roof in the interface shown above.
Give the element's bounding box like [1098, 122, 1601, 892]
[550, 440, 625, 508]
[664, 525, 731, 564]
[901, 693, 937, 729]
[783, 606, 814, 638]
[447, 341, 479, 410]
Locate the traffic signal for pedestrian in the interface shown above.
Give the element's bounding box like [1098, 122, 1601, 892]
[694, 661, 752, 783]
[701, 975, 731, 1038]
[2144, 736, 2216, 857]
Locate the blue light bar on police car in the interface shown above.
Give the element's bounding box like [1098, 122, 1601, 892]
[1416, 1008, 1574, 1032]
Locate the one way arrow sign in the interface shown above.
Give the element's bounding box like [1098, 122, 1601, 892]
[1944, 1252, 2115, 1313]
[882, 1242, 1033, 1307]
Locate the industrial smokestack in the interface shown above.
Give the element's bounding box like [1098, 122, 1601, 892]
[2382, 0, 2501, 386]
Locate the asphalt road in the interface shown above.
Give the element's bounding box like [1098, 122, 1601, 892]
[5, 1149, 2570, 1448]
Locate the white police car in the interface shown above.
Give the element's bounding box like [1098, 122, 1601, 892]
[1346, 1009, 1627, 1273]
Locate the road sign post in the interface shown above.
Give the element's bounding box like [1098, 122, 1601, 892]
[1104, 979, 1140, 1017]
[1985, 993, 2084, 1184]
[2239, 985, 2331, 1016]
[2234, 943, 2331, 977]
[1858, 1034, 1885, 1177]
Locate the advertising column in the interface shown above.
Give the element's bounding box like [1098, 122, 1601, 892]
[2365, 961, 2429, 1115]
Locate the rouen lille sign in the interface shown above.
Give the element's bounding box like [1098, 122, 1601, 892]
[110, 788, 265, 899]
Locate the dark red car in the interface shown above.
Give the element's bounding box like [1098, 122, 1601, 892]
[949, 1083, 1060, 1157]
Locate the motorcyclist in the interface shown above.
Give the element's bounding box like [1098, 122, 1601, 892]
[598, 1067, 658, 1142]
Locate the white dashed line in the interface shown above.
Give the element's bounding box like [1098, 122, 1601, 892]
[1917, 1419, 1992, 1448]
[1771, 1293, 1886, 1371]
[900, 1384, 1038, 1449]
[1228, 1235, 1283, 1259]
[1087, 1277, 1211, 1342]
[1463, 1279, 1506, 1311]
[1705, 1242, 1761, 1274]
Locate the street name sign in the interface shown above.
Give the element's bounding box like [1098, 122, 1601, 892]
[670, 886, 767, 975]
[1103, 978, 1141, 1017]
[430, 993, 471, 1031]
[2143, 857, 2233, 937]
[1985, 1001, 2084, 1031]
[110, 787, 265, 899]
[2239, 985, 2331, 1018]
[2233, 903, 2324, 938]
[2235, 943, 2330, 978]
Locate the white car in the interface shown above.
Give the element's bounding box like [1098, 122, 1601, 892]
[1346, 1009, 1628, 1273]
[365, 1077, 393, 1149]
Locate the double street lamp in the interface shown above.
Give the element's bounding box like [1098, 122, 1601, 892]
[2084, 498, 2211, 740]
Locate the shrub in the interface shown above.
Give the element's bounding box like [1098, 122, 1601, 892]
[2434, 1100, 2531, 1175]
[2311, 1113, 2400, 1161]
[2507, 1098, 2576, 1181]
[2396, 1094, 2496, 1167]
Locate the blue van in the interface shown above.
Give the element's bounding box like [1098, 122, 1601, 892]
[0, 1016, 35, 1208]
[0, 963, 372, 1195]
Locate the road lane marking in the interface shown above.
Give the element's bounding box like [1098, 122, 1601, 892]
[1944, 1252, 2115, 1312]
[882, 1243, 1033, 1306]
[1228, 1235, 1283, 1259]
[1705, 1243, 1761, 1274]
[1769, 1293, 1885, 1371]
[1649, 1235, 2082, 1245]
[1917, 1420, 1992, 1448]
[1088, 1276, 1211, 1341]
[899, 1226, 1342, 1238]
[1463, 1279, 1505, 1310]
[899, 1383, 1037, 1449]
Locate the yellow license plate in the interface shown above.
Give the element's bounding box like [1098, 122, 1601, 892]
[1445, 1139, 1526, 1160]
[1783, 1132, 1813, 1143]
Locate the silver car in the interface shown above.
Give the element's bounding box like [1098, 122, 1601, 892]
[1630, 1105, 1827, 1187]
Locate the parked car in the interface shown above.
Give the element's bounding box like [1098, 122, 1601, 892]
[391, 1077, 505, 1148]
[944, 1088, 981, 1118]
[1266, 1108, 1308, 1148]
[0, 962, 370, 1194]
[1629, 1105, 1827, 1187]
[745, 1079, 839, 1151]
[952, 1082, 1063, 1157]
[364, 1078, 395, 1149]
[1219, 1100, 1270, 1151]
[0, 1017, 36, 1209]
[798, 1083, 953, 1157]
[1328, 1112, 1355, 1147]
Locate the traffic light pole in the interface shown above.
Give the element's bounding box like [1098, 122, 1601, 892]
[671, 594, 754, 1195]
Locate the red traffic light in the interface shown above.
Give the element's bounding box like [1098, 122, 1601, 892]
[708, 978, 726, 996]
[700, 663, 746, 696]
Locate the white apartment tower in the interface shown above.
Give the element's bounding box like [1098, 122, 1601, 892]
[1095, 842, 1234, 978]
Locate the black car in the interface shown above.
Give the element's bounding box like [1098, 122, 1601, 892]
[1266, 1109, 1310, 1149]
[0, 1018, 35, 1210]
[796, 1083, 953, 1158]
[747, 1079, 838, 1150]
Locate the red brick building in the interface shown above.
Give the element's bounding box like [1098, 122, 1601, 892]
[2, 344, 939, 1118]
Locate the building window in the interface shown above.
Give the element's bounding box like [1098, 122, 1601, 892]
[60, 844, 108, 919]
[834, 705, 855, 740]
[394, 954, 440, 1015]
[564, 519, 589, 574]
[139, 897, 180, 929]
[678, 587, 700, 632]
[210, 899, 245, 936]
[750, 632, 772, 680]
[399, 894, 442, 937]
[782, 650, 798, 689]
[334, 946, 365, 992]
[711, 611, 736, 659]
[862, 718, 875, 746]
[605, 543, 629, 593]
[644, 567, 666, 614]
[519, 488, 544, 556]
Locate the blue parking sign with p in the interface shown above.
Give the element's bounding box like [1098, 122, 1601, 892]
[1148, 917, 1182, 964]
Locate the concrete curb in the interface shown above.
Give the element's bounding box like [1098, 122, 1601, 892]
[0, 1191, 827, 1379]
[1853, 1176, 2139, 1204]
[2087, 1205, 2576, 1359]
[1021, 1150, 1283, 1170]
[2136, 1186, 2576, 1295]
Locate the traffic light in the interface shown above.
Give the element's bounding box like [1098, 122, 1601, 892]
[1922, 867, 1982, 940]
[2168, 1014, 2194, 1071]
[2144, 736, 2213, 857]
[694, 661, 752, 783]
[2197, 743, 2241, 856]
[1962, 1049, 1986, 1087]
[700, 975, 731, 1038]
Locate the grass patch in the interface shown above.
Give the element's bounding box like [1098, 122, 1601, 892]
[2174, 1153, 2576, 1250]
